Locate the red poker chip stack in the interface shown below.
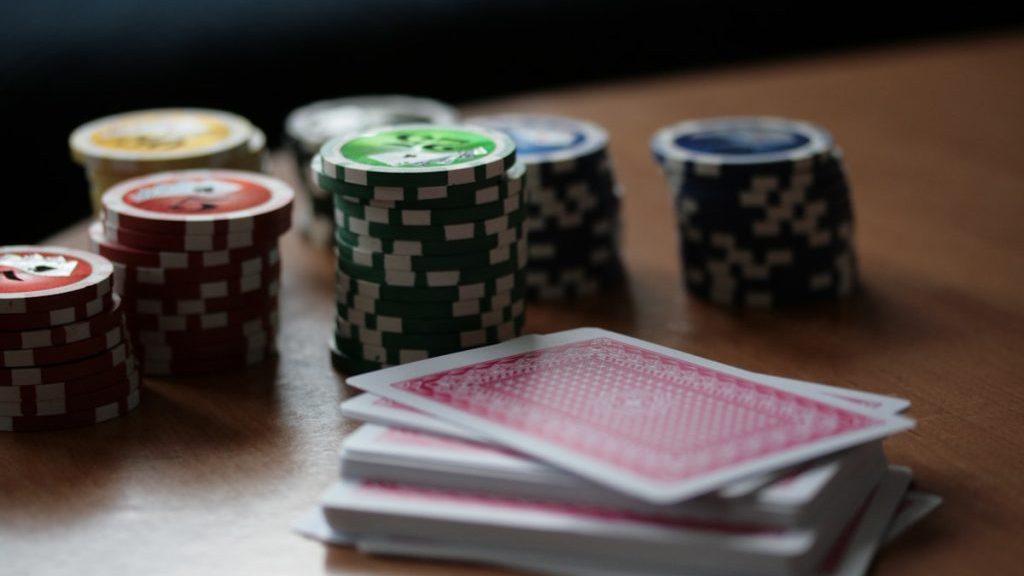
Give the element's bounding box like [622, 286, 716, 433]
[1, 246, 140, 432]
[90, 169, 294, 376]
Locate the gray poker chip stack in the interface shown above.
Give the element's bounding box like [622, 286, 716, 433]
[651, 117, 857, 308]
[467, 114, 626, 300]
[284, 96, 460, 247]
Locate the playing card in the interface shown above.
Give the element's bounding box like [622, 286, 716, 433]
[293, 508, 353, 546]
[340, 370, 908, 447]
[882, 491, 942, 544]
[347, 328, 914, 504]
[754, 375, 910, 416]
[349, 467, 911, 576]
[340, 424, 888, 526]
[322, 479, 837, 576]
[340, 393, 488, 442]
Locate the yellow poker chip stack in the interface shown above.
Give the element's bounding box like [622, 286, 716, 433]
[69, 108, 268, 213]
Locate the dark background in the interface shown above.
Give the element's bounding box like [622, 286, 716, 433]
[2, 1, 1022, 244]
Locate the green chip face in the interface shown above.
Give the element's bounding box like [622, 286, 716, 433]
[340, 127, 498, 169]
[318, 124, 517, 187]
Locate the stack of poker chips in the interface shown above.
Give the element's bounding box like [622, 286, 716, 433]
[285, 96, 459, 247]
[70, 108, 268, 213]
[88, 170, 294, 376]
[313, 124, 527, 374]
[469, 114, 626, 300]
[0, 246, 140, 432]
[651, 117, 857, 308]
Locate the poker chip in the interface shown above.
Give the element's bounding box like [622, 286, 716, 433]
[319, 124, 516, 187]
[135, 312, 278, 347]
[137, 330, 272, 359]
[102, 170, 293, 235]
[125, 300, 278, 332]
[335, 204, 527, 242]
[0, 361, 136, 403]
[333, 314, 524, 365]
[88, 170, 294, 375]
[337, 270, 523, 303]
[126, 282, 279, 316]
[328, 340, 391, 373]
[468, 114, 626, 300]
[0, 323, 124, 368]
[0, 341, 129, 387]
[69, 108, 268, 213]
[109, 247, 279, 284]
[339, 287, 524, 319]
[650, 116, 857, 307]
[285, 96, 459, 247]
[334, 192, 524, 228]
[335, 238, 522, 272]
[336, 315, 522, 349]
[0, 292, 113, 332]
[89, 222, 275, 269]
[316, 157, 527, 208]
[114, 265, 281, 299]
[140, 348, 273, 376]
[0, 246, 114, 316]
[0, 295, 125, 350]
[335, 224, 522, 257]
[102, 220, 284, 252]
[335, 241, 526, 288]
[337, 299, 525, 334]
[317, 124, 527, 374]
[0, 367, 140, 417]
[0, 388, 141, 432]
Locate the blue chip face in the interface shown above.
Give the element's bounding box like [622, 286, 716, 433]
[674, 128, 811, 156]
[506, 126, 587, 156]
[651, 117, 833, 168]
[467, 114, 608, 163]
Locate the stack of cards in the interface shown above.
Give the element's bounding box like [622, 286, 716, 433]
[300, 328, 940, 576]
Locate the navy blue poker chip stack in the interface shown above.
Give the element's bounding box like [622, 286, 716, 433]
[468, 114, 626, 300]
[651, 117, 857, 308]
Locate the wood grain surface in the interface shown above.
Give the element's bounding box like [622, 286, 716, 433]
[2, 32, 1023, 576]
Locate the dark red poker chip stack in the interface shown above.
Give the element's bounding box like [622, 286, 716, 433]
[90, 169, 294, 376]
[0, 246, 140, 432]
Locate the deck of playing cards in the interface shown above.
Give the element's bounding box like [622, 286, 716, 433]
[299, 328, 940, 576]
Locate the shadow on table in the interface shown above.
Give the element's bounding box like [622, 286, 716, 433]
[0, 359, 290, 527]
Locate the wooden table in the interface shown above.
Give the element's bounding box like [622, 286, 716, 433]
[3, 31, 1023, 576]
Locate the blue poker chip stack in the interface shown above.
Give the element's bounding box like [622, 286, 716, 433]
[651, 117, 857, 308]
[468, 114, 626, 300]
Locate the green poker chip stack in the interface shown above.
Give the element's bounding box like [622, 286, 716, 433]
[314, 124, 528, 374]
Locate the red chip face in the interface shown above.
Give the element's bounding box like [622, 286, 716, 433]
[123, 176, 273, 215]
[0, 252, 94, 294]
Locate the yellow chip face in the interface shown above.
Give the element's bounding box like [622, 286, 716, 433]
[70, 108, 253, 166]
[89, 112, 233, 154]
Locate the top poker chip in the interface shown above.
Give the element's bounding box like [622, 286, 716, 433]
[101, 170, 295, 236]
[70, 108, 254, 171]
[467, 114, 608, 164]
[318, 124, 517, 187]
[650, 117, 834, 175]
[286, 95, 459, 154]
[0, 246, 114, 315]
